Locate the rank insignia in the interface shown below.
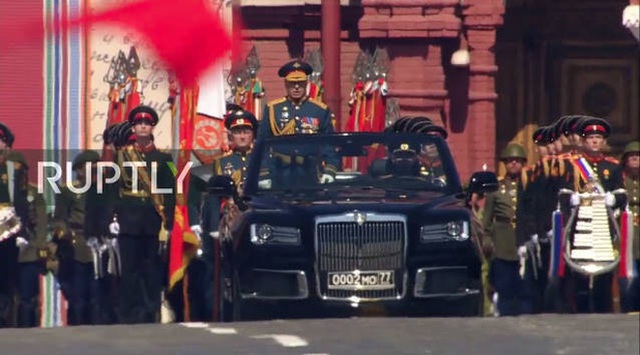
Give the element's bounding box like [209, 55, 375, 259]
[223, 163, 234, 176]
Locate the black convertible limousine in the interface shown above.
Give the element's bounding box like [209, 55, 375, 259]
[209, 132, 497, 321]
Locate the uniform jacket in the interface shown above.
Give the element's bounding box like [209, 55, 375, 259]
[18, 185, 48, 263]
[483, 174, 527, 261]
[624, 173, 640, 260]
[113, 144, 176, 236]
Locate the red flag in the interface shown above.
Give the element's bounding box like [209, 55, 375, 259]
[2, 0, 239, 86]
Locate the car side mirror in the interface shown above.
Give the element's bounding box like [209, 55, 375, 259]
[208, 175, 236, 197]
[467, 171, 499, 194]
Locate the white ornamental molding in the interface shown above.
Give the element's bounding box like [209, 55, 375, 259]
[623, 5, 639, 41]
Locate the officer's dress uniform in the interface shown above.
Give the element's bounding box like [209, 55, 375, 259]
[484, 172, 529, 316]
[186, 111, 256, 321]
[0, 125, 30, 327]
[259, 60, 340, 188]
[561, 118, 623, 313]
[113, 106, 175, 324]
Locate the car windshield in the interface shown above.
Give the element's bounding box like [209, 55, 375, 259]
[247, 133, 458, 197]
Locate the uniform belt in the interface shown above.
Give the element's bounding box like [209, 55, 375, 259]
[120, 190, 149, 198]
[494, 216, 516, 224]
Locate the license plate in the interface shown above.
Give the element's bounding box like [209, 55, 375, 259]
[327, 270, 394, 290]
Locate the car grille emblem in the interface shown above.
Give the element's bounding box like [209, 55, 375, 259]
[354, 211, 367, 226]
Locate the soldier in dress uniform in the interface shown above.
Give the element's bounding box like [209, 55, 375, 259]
[109, 105, 176, 324]
[620, 141, 640, 312]
[483, 143, 531, 316]
[563, 117, 623, 313]
[259, 60, 339, 188]
[186, 106, 257, 321]
[9, 151, 48, 328]
[0, 123, 30, 328]
[52, 150, 115, 325]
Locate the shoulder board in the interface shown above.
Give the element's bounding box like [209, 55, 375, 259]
[267, 97, 287, 106]
[604, 156, 619, 164]
[308, 98, 328, 110]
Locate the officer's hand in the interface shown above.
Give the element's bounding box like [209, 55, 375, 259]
[190, 225, 203, 242]
[570, 193, 581, 207]
[16, 236, 29, 251]
[320, 174, 335, 184]
[210, 231, 220, 239]
[546, 229, 553, 238]
[604, 192, 616, 207]
[517, 245, 528, 258]
[258, 179, 272, 189]
[530, 234, 539, 244]
[109, 220, 120, 235]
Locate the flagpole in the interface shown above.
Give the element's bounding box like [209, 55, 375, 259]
[321, 0, 341, 130]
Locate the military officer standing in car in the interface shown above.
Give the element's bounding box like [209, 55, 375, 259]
[483, 143, 531, 316]
[258, 60, 339, 188]
[109, 105, 176, 324]
[186, 106, 257, 321]
[620, 141, 640, 312]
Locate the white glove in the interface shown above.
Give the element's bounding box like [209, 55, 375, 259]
[517, 245, 528, 258]
[258, 179, 272, 189]
[546, 229, 553, 238]
[570, 193, 580, 207]
[210, 231, 220, 239]
[16, 236, 29, 251]
[530, 234, 539, 244]
[320, 174, 335, 184]
[109, 220, 120, 235]
[190, 225, 203, 240]
[604, 192, 616, 207]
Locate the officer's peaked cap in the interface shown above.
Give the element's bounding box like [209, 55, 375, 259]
[128, 105, 159, 126]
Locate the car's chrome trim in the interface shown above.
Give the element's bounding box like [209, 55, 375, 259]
[240, 269, 309, 300]
[314, 212, 408, 302]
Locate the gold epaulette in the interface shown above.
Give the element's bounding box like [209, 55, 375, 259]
[558, 157, 565, 177]
[308, 98, 328, 110]
[267, 97, 287, 107]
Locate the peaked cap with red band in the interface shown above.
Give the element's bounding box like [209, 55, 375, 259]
[224, 109, 258, 133]
[579, 116, 610, 138]
[128, 105, 159, 126]
[532, 126, 548, 145]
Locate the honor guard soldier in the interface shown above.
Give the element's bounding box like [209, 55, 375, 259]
[483, 143, 531, 316]
[186, 106, 257, 321]
[563, 117, 623, 313]
[52, 150, 115, 325]
[620, 141, 640, 312]
[9, 152, 48, 328]
[109, 105, 176, 324]
[259, 60, 339, 187]
[0, 123, 30, 328]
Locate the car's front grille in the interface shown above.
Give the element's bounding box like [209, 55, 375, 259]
[315, 213, 406, 301]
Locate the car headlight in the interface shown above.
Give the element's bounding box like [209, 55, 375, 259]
[420, 220, 469, 242]
[446, 220, 469, 241]
[250, 224, 301, 246]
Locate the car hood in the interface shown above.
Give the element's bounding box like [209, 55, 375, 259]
[247, 190, 464, 217]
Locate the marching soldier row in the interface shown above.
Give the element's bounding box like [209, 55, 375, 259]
[481, 114, 640, 316]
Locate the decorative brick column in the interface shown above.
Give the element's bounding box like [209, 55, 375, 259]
[461, 0, 504, 176]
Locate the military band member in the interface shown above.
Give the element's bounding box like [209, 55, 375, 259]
[0, 123, 30, 328]
[9, 152, 48, 328]
[483, 144, 531, 316]
[621, 141, 640, 312]
[259, 60, 339, 187]
[109, 105, 176, 324]
[186, 107, 257, 321]
[562, 117, 623, 313]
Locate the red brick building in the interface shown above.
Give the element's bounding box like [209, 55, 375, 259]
[239, 0, 639, 179]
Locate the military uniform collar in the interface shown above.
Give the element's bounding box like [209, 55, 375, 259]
[233, 147, 252, 157]
[134, 141, 156, 154]
[583, 152, 604, 163]
[287, 95, 309, 107]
